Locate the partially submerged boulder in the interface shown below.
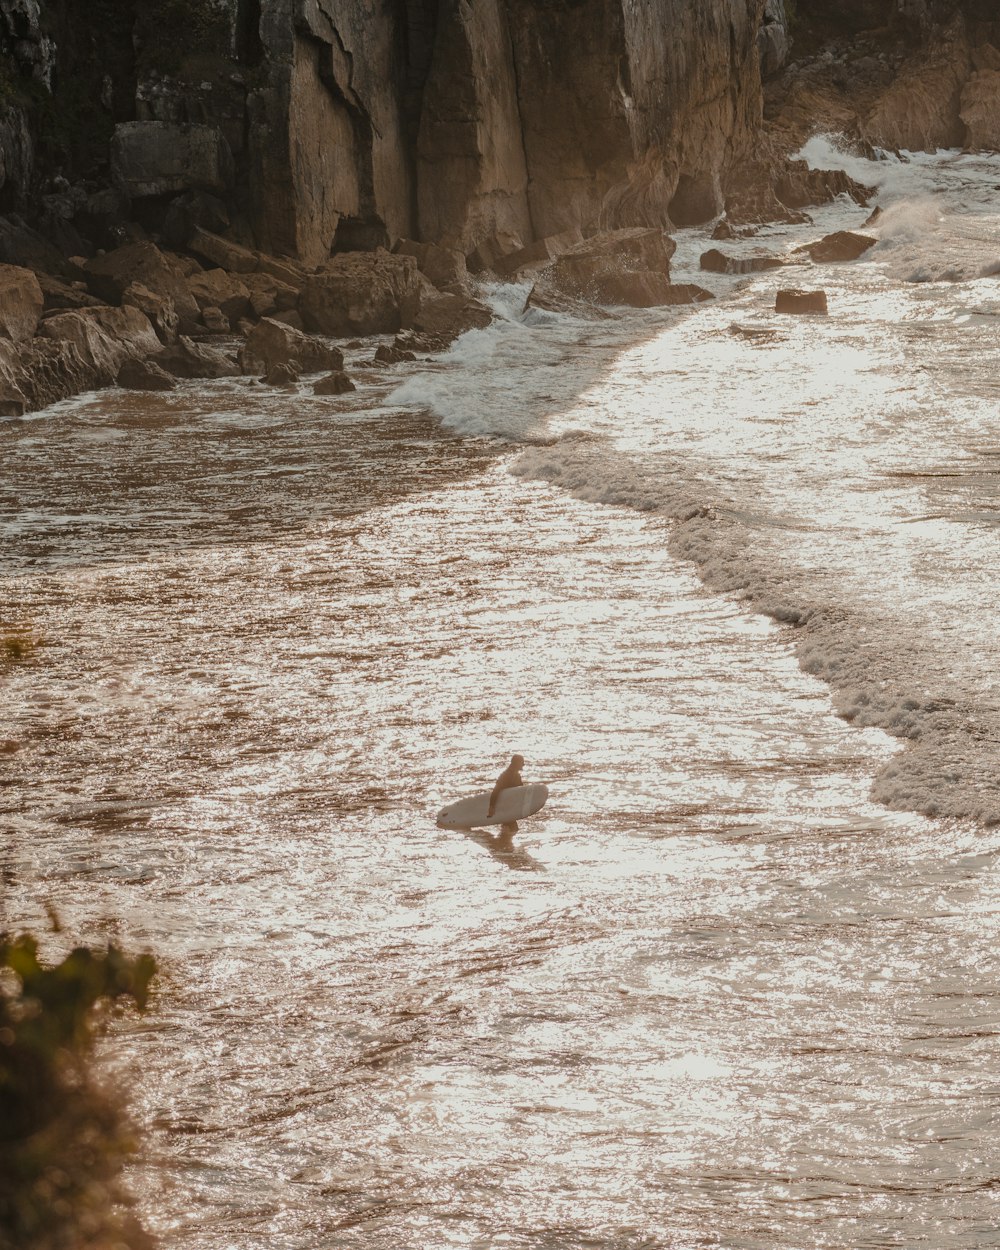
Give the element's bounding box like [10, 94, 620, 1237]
[300, 250, 422, 336]
[407, 280, 493, 339]
[239, 317, 344, 376]
[373, 344, 416, 365]
[795, 232, 877, 263]
[116, 358, 178, 392]
[700, 248, 784, 275]
[0, 265, 43, 343]
[313, 371, 356, 395]
[492, 229, 584, 279]
[775, 288, 829, 315]
[154, 336, 241, 379]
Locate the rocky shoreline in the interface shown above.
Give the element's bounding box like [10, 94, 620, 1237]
[1, 0, 997, 417]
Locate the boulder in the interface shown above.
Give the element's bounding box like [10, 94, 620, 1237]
[110, 122, 235, 198]
[256, 254, 308, 287]
[300, 250, 422, 336]
[394, 239, 470, 290]
[774, 163, 874, 211]
[201, 306, 231, 335]
[575, 269, 675, 307]
[406, 281, 493, 339]
[37, 272, 105, 313]
[187, 227, 258, 274]
[492, 229, 585, 278]
[187, 269, 253, 323]
[466, 231, 525, 275]
[0, 265, 43, 342]
[85, 242, 201, 322]
[239, 317, 345, 376]
[262, 362, 299, 387]
[116, 358, 178, 392]
[154, 337, 241, 379]
[40, 307, 161, 386]
[0, 337, 100, 415]
[960, 70, 1000, 150]
[700, 248, 784, 274]
[270, 309, 305, 332]
[121, 283, 179, 344]
[313, 371, 356, 395]
[524, 282, 617, 320]
[795, 232, 877, 263]
[373, 344, 417, 364]
[775, 289, 828, 315]
[559, 228, 676, 275]
[244, 271, 299, 316]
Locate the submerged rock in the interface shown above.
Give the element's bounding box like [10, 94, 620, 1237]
[700, 248, 784, 274]
[116, 358, 178, 392]
[795, 231, 877, 263]
[239, 317, 344, 377]
[313, 371, 356, 396]
[775, 288, 829, 314]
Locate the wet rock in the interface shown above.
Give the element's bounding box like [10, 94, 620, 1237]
[407, 281, 493, 339]
[700, 248, 784, 274]
[774, 162, 874, 211]
[239, 317, 344, 377]
[154, 336, 241, 379]
[187, 269, 252, 324]
[466, 231, 525, 276]
[269, 309, 305, 332]
[394, 330, 452, 353]
[662, 284, 715, 304]
[795, 231, 877, 263]
[300, 250, 422, 337]
[262, 362, 300, 387]
[85, 242, 200, 323]
[121, 283, 179, 344]
[775, 288, 829, 314]
[313, 371, 356, 396]
[575, 268, 675, 307]
[523, 283, 616, 320]
[493, 229, 585, 279]
[111, 122, 235, 199]
[116, 358, 178, 392]
[394, 239, 470, 290]
[561, 228, 676, 275]
[373, 344, 417, 365]
[40, 307, 162, 386]
[0, 264, 43, 342]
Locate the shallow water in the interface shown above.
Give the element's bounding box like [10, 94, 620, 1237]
[2, 144, 1000, 1248]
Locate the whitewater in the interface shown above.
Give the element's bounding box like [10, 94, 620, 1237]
[2, 140, 999, 1248]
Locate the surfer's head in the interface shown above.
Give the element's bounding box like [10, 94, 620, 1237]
[511, 754, 524, 768]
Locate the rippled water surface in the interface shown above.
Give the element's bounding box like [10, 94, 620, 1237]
[3, 146, 1000, 1249]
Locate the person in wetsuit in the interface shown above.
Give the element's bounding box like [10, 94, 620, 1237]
[487, 753, 524, 832]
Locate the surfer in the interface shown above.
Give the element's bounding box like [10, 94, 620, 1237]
[488, 753, 524, 833]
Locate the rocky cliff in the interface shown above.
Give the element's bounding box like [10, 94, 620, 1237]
[1, 0, 773, 265]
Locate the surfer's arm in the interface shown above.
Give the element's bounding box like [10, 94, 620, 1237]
[487, 783, 502, 818]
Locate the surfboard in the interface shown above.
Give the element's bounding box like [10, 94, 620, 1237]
[436, 783, 549, 830]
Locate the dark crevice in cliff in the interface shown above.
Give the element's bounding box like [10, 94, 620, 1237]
[235, 0, 264, 67]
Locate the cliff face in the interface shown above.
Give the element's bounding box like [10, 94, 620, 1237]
[0, 0, 771, 262]
[0, 0, 996, 269]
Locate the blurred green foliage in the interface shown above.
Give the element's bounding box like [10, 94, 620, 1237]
[0, 934, 157, 1250]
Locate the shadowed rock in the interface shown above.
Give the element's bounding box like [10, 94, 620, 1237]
[116, 358, 178, 392]
[239, 317, 344, 376]
[313, 371, 356, 395]
[795, 232, 877, 263]
[700, 248, 784, 274]
[0, 265, 43, 342]
[776, 288, 829, 314]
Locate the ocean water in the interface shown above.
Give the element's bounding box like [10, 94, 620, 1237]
[2, 141, 999, 1249]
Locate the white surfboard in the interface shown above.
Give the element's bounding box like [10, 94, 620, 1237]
[436, 783, 549, 830]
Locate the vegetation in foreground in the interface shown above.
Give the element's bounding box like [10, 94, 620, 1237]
[0, 930, 157, 1250]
